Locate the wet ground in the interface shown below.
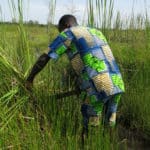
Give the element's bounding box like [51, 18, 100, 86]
[118, 125, 150, 150]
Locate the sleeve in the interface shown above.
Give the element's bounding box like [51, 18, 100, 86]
[48, 30, 73, 60]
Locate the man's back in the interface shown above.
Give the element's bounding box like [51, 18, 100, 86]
[48, 26, 125, 100]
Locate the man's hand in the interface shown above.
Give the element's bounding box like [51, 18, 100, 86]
[25, 80, 33, 92]
[25, 53, 50, 88]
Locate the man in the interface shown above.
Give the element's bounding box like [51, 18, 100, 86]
[26, 14, 125, 138]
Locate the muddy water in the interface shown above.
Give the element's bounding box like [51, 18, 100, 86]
[118, 125, 150, 150]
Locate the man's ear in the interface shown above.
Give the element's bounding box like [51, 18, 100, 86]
[66, 23, 71, 28]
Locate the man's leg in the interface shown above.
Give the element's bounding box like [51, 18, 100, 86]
[80, 94, 103, 140]
[88, 95, 103, 127]
[104, 94, 121, 127]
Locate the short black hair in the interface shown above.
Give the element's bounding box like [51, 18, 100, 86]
[58, 14, 78, 32]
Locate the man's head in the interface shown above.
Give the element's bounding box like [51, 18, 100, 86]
[58, 14, 78, 32]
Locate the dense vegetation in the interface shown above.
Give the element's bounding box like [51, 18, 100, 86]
[0, 0, 150, 149]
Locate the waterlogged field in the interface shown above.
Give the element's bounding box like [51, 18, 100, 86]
[0, 22, 150, 149]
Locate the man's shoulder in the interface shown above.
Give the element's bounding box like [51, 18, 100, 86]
[69, 26, 102, 35]
[70, 26, 89, 31]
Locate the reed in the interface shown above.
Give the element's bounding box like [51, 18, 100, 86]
[0, 0, 150, 149]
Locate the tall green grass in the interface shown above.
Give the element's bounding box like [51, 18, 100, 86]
[0, 0, 150, 149]
[87, 0, 114, 35]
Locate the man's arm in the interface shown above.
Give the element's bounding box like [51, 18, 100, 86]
[26, 53, 50, 83]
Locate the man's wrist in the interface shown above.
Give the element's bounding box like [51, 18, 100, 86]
[26, 76, 34, 83]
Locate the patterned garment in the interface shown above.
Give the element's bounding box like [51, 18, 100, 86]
[48, 26, 125, 115]
[48, 26, 124, 127]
